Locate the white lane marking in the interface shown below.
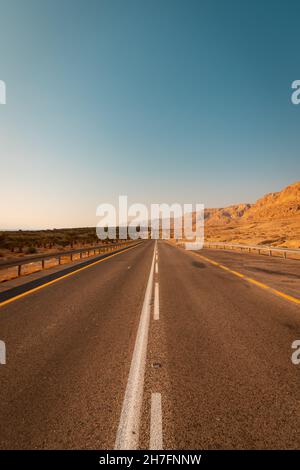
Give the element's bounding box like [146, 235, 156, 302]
[155, 261, 158, 274]
[115, 241, 157, 450]
[154, 282, 159, 320]
[149, 393, 163, 450]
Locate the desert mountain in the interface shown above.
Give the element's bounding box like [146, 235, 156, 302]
[204, 204, 251, 225]
[244, 182, 300, 220]
[204, 182, 300, 225]
[202, 182, 300, 248]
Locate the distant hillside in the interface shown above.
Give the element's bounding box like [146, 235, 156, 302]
[244, 182, 300, 220]
[204, 204, 251, 225]
[204, 182, 300, 225]
[203, 182, 300, 248]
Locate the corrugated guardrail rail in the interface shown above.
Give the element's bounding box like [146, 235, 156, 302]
[175, 240, 300, 260]
[204, 242, 300, 260]
[0, 241, 135, 280]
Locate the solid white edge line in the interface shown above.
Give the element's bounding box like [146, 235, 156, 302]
[114, 241, 157, 450]
[154, 282, 159, 321]
[149, 393, 163, 450]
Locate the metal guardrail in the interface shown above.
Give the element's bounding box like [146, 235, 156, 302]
[204, 242, 300, 259]
[0, 241, 135, 279]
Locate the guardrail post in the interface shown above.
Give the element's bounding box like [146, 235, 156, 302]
[18, 264, 22, 277]
[197, 241, 297, 260]
[42, 259, 45, 270]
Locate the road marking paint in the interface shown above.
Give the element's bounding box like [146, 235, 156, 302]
[149, 393, 163, 450]
[155, 262, 158, 274]
[246, 277, 269, 289]
[154, 282, 159, 320]
[229, 270, 245, 278]
[209, 260, 219, 266]
[115, 242, 156, 450]
[219, 264, 231, 271]
[271, 289, 300, 304]
[219, 265, 245, 278]
[0, 243, 141, 309]
[195, 253, 300, 306]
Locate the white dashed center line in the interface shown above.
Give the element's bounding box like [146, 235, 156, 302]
[150, 392, 163, 450]
[115, 242, 156, 450]
[154, 282, 160, 321]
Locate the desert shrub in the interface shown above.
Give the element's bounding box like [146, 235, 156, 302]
[25, 246, 37, 254]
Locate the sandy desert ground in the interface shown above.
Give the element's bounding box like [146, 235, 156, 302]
[203, 182, 300, 248]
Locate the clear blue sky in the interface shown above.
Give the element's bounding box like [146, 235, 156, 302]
[0, 0, 299, 229]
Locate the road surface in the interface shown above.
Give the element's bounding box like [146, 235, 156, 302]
[0, 240, 300, 449]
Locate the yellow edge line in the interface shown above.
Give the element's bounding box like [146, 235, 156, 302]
[195, 253, 300, 306]
[0, 243, 141, 308]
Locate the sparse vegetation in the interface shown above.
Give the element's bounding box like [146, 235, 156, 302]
[25, 246, 38, 254]
[0, 227, 120, 261]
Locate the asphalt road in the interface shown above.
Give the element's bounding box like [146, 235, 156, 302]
[0, 240, 300, 449]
